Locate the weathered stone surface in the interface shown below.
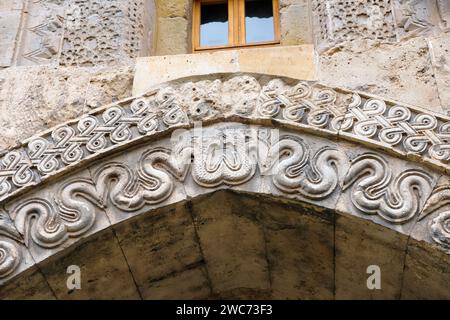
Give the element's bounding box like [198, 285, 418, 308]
[39, 229, 140, 300]
[280, 0, 312, 45]
[312, 0, 397, 52]
[155, 17, 189, 56]
[145, 266, 210, 300]
[259, 197, 334, 299]
[4, 0, 154, 67]
[16, 0, 65, 67]
[402, 239, 450, 299]
[0, 0, 450, 300]
[113, 202, 208, 299]
[0, 65, 134, 150]
[430, 33, 450, 113]
[156, 0, 189, 19]
[0, 10, 21, 67]
[335, 214, 407, 299]
[318, 37, 442, 114]
[191, 192, 271, 295]
[0, 267, 55, 300]
[133, 45, 316, 95]
[393, 0, 446, 40]
[312, 0, 449, 52]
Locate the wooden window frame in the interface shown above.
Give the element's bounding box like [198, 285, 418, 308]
[192, 0, 280, 52]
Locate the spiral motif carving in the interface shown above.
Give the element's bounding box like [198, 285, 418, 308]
[0, 241, 20, 279]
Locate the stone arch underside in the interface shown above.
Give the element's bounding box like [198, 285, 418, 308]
[1, 73, 450, 299]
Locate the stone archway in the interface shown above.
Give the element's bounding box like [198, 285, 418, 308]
[0, 73, 449, 299]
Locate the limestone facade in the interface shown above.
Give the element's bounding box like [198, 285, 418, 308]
[0, 0, 450, 299]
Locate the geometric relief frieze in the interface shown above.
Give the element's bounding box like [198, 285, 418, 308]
[60, 0, 149, 66]
[311, 0, 397, 51]
[1, 74, 450, 283]
[16, 0, 66, 66]
[312, 0, 450, 51]
[12, 0, 151, 67]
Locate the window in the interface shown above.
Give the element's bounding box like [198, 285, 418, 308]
[192, 0, 280, 51]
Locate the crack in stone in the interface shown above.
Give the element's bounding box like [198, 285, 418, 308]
[185, 201, 215, 297]
[111, 227, 144, 300]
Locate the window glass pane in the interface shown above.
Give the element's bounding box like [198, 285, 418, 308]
[245, 0, 274, 43]
[200, 2, 228, 47]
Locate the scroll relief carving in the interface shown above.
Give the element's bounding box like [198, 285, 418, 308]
[0, 211, 22, 280]
[419, 186, 450, 249]
[0, 125, 437, 279]
[1, 75, 450, 280]
[342, 153, 433, 223]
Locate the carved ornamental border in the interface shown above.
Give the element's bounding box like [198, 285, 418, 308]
[1, 73, 450, 285]
[2, 74, 450, 202]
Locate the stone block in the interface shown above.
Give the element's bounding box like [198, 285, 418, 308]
[401, 239, 450, 299]
[259, 198, 334, 299]
[39, 229, 140, 299]
[0, 266, 55, 300]
[156, 17, 189, 56]
[141, 265, 210, 299]
[280, 2, 312, 45]
[113, 202, 207, 299]
[156, 0, 189, 18]
[429, 33, 450, 112]
[190, 191, 271, 295]
[318, 37, 443, 115]
[0, 10, 21, 67]
[133, 45, 316, 95]
[335, 214, 407, 299]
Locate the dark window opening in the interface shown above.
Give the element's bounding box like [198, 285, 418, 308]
[200, 2, 229, 47]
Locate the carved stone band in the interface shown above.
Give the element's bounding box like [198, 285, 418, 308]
[1, 74, 450, 204]
[0, 74, 449, 285]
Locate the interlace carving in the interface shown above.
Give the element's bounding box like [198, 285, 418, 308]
[1, 76, 450, 204]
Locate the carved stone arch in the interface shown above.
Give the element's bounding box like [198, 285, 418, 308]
[1, 73, 450, 299]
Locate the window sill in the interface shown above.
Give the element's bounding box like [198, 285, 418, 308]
[193, 40, 281, 53]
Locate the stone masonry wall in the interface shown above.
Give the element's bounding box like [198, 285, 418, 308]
[315, 0, 450, 115]
[0, 0, 155, 150]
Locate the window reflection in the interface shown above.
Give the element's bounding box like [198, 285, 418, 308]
[245, 0, 275, 43]
[200, 2, 229, 47]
